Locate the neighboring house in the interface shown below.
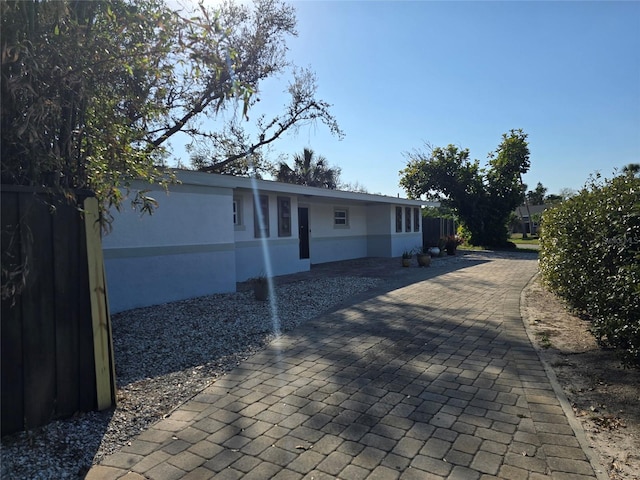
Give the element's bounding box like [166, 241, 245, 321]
[513, 204, 548, 234]
[103, 170, 435, 313]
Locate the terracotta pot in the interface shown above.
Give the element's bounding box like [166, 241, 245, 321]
[417, 254, 431, 267]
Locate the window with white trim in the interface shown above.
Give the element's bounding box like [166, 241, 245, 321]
[334, 208, 349, 227]
[413, 208, 420, 232]
[395, 207, 403, 232]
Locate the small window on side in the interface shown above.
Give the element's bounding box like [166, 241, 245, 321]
[334, 208, 348, 227]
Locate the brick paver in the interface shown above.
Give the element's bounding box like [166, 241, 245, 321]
[85, 252, 605, 479]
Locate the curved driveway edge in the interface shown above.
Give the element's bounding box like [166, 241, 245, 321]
[519, 274, 608, 480]
[87, 252, 602, 480]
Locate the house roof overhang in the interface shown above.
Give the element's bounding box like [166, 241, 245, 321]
[515, 204, 548, 217]
[174, 170, 438, 208]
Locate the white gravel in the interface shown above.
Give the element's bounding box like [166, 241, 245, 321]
[0, 276, 381, 479]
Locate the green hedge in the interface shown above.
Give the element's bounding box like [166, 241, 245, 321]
[539, 173, 640, 366]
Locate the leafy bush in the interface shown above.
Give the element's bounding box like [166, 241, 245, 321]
[539, 172, 640, 365]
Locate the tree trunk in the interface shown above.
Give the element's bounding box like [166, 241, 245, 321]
[520, 173, 534, 237]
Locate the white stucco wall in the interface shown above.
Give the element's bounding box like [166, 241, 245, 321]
[102, 172, 428, 312]
[366, 205, 393, 257]
[235, 238, 308, 281]
[103, 183, 237, 313]
[389, 205, 423, 257]
[232, 190, 308, 280]
[365, 205, 423, 257]
[103, 184, 233, 247]
[307, 203, 369, 264]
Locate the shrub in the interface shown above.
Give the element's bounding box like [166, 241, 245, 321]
[539, 172, 640, 366]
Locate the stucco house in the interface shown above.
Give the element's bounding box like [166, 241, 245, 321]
[103, 170, 434, 313]
[513, 204, 548, 235]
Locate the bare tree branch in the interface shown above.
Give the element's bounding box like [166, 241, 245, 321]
[195, 68, 344, 173]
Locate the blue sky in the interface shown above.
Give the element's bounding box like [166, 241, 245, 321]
[176, 0, 640, 198]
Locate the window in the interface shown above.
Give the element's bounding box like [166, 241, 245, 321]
[395, 207, 402, 232]
[278, 197, 291, 237]
[233, 198, 242, 226]
[414, 208, 420, 232]
[254, 195, 269, 237]
[334, 208, 348, 227]
[405, 207, 412, 232]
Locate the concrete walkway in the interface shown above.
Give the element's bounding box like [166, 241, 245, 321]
[86, 252, 604, 480]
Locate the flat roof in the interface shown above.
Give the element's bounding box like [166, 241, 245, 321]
[174, 170, 438, 207]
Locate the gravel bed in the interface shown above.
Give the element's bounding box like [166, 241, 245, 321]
[0, 251, 527, 479]
[0, 276, 380, 479]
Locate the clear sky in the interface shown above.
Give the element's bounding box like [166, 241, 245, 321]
[175, 0, 640, 198]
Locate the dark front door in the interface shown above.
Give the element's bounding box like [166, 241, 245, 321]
[298, 207, 309, 259]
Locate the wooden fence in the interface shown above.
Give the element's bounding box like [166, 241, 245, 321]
[1, 186, 115, 436]
[422, 217, 457, 247]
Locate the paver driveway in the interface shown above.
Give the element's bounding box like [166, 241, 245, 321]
[87, 252, 604, 480]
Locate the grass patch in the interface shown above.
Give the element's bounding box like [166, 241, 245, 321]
[458, 244, 539, 255]
[510, 233, 540, 245]
[458, 245, 487, 251]
[535, 331, 552, 349]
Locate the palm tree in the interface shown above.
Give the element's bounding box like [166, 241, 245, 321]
[622, 163, 640, 177]
[276, 148, 341, 189]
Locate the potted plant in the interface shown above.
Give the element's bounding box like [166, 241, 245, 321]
[444, 235, 463, 255]
[401, 250, 412, 267]
[416, 246, 431, 267]
[250, 274, 270, 301]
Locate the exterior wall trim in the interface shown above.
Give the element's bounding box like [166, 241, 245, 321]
[235, 238, 299, 249]
[104, 243, 234, 259]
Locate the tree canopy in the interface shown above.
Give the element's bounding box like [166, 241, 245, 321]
[399, 129, 531, 246]
[622, 163, 640, 176]
[275, 148, 340, 189]
[1, 0, 342, 215]
[526, 182, 547, 205]
[192, 68, 343, 176]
